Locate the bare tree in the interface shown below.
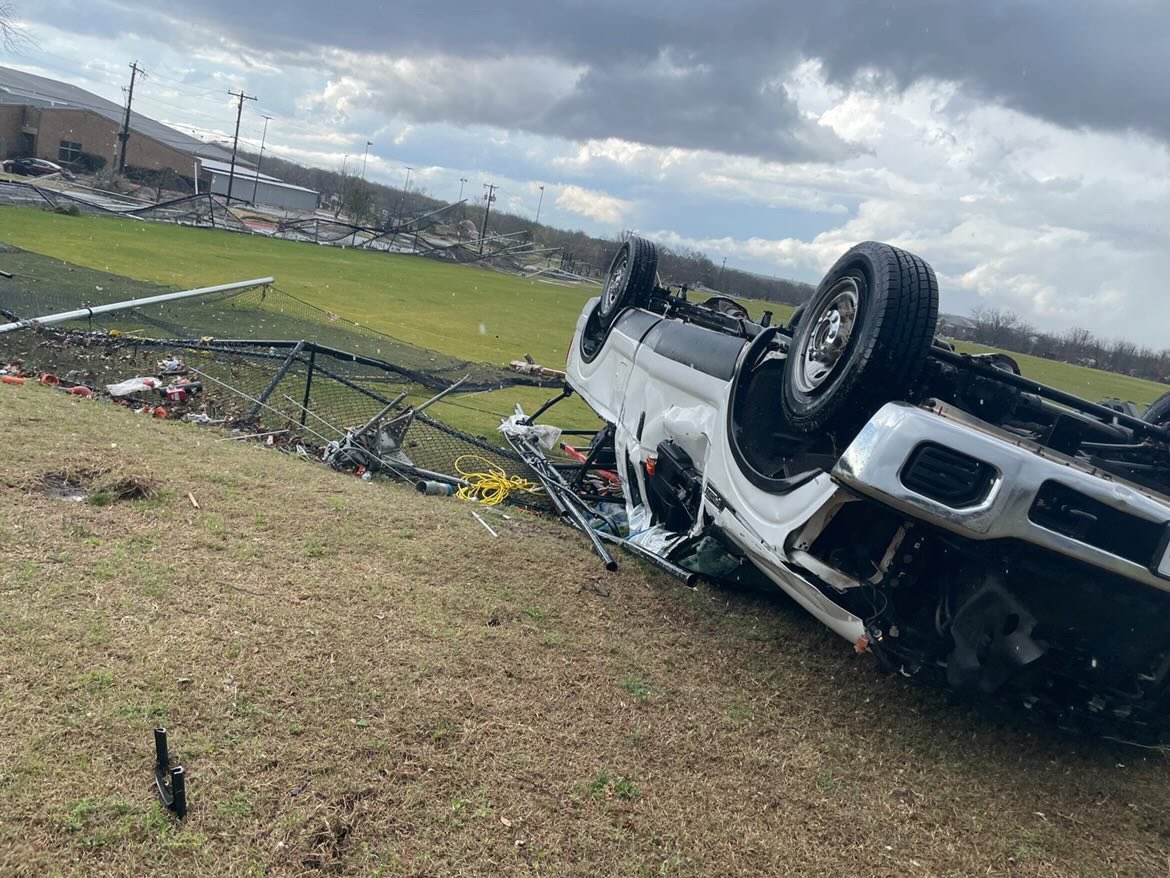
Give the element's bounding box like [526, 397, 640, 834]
[970, 306, 1022, 348]
[1108, 338, 1141, 375]
[1059, 327, 1096, 360]
[0, 3, 31, 52]
[339, 175, 375, 224]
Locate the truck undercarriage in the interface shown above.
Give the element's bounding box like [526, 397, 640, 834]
[562, 236, 1170, 735]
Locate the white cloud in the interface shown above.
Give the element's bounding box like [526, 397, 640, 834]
[562, 67, 1170, 345]
[555, 185, 633, 225]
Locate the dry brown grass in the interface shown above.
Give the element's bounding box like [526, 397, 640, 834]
[1, 384, 1168, 877]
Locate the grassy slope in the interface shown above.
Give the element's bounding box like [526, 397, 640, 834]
[2, 384, 1169, 877]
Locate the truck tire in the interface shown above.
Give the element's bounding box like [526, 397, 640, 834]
[598, 235, 657, 326]
[1143, 390, 1170, 425]
[780, 241, 939, 439]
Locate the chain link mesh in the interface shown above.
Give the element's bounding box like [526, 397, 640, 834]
[0, 247, 569, 496]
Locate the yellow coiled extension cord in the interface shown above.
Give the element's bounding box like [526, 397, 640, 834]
[455, 455, 542, 506]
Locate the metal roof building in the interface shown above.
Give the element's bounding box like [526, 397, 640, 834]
[0, 67, 320, 210]
[200, 158, 321, 212]
[0, 65, 236, 164]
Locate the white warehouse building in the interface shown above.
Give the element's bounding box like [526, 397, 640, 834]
[200, 158, 320, 212]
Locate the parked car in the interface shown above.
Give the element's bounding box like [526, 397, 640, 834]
[1, 157, 67, 178]
[566, 235, 1170, 733]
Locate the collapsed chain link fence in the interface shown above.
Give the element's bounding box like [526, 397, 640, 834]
[0, 247, 570, 490]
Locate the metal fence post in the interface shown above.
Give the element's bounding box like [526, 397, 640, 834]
[299, 347, 316, 427]
[247, 339, 305, 420]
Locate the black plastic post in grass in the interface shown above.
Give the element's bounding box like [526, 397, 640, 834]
[153, 728, 187, 818]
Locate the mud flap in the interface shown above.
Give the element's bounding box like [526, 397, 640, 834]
[946, 580, 1046, 693]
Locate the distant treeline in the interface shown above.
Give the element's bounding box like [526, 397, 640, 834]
[956, 307, 1170, 385]
[244, 152, 816, 308]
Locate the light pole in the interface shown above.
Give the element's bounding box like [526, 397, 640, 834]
[480, 182, 497, 255]
[458, 177, 468, 202]
[398, 167, 414, 220]
[253, 114, 272, 203]
[718, 257, 727, 289]
[361, 140, 371, 180]
[535, 184, 545, 224]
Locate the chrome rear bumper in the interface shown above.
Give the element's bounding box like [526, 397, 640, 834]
[833, 402, 1170, 593]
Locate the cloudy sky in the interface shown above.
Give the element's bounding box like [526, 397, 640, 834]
[6, 1, 1170, 345]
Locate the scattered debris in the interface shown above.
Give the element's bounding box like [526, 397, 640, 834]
[187, 492, 200, 509]
[153, 728, 187, 819]
[157, 356, 186, 375]
[107, 376, 161, 397]
[502, 406, 616, 571]
[510, 359, 566, 380]
[35, 474, 86, 502]
[218, 429, 289, 443]
[470, 510, 499, 538]
[417, 480, 456, 496]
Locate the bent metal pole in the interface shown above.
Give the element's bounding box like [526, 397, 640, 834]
[0, 277, 276, 334]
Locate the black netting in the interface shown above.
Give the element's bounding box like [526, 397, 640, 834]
[2, 329, 546, 491]
[0, 247, 556, 393]
[0, 248, 569, 496]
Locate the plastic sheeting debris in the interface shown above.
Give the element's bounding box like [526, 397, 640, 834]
[107, 376, 161, 397]
[498, 414, 562, 451]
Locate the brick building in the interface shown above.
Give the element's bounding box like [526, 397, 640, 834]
[0, 65, 235, 178]
[0, 66, 320, 210]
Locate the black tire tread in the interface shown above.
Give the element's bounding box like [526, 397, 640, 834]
[626, 236, 658, 302]
[782, 241, 939, 437]
[599, 235, 658, 325]
[1144, 390, 1170, 425]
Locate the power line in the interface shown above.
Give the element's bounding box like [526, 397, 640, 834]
[133, 67, 231, 100]
[225, 89, 257, 204]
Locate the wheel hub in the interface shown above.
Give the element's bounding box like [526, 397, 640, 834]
[602, 255, 627, 313]
[794, 279, 859, 393]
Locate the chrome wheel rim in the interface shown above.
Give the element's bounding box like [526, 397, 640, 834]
[794, 278, 859, 394]
[602, 253, 628, 313]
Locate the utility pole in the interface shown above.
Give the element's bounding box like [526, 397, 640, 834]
[361, 140, 372, 179]
[479, 182, 497, 255]
[117, 61, 144, 173]
[225, 89, 257, 205]
[535, 184, 545, 224]
[718, 257, 727, 290]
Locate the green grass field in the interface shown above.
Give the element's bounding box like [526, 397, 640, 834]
[1, 207, 1164, 412]
[952, 341, 1167, 407]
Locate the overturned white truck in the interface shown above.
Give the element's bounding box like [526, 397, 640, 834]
[566, 236, 1170, 733]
